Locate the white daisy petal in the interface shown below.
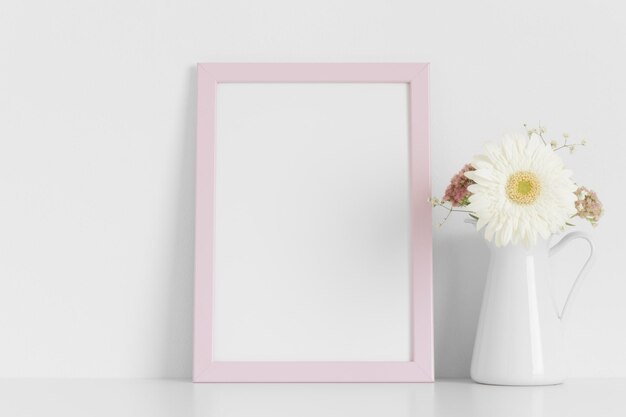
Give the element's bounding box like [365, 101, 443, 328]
[468, 132, 577, 247]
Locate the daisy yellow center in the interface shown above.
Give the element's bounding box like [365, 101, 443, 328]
[506, 171, 541, 205]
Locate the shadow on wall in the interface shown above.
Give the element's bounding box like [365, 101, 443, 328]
[159, 66, 197, 378]
[434, 232, 489, 378]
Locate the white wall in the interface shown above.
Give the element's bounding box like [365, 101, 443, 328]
[0, 0, 624, 378]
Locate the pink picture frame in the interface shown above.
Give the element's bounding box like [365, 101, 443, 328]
[194, 63, 432, 382]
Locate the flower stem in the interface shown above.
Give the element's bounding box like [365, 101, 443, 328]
[553, 142, 585, 151]
[431, 200, 476, 226]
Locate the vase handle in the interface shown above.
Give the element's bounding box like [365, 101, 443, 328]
[549, 231, 595, 320]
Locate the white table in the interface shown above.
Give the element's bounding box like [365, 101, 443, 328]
[0, 378, 622, 416]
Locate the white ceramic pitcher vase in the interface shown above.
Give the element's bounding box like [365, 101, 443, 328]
[470, 231, 594, 386]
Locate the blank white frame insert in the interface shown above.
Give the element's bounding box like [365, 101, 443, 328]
[212, 83, 411, 362]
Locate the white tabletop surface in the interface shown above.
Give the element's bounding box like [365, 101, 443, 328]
[0, 378, 623, 417]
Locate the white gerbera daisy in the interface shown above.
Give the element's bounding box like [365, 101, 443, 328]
[464, 133, 577, 247]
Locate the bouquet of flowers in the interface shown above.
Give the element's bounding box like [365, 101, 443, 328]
[430, 125, 603, 247]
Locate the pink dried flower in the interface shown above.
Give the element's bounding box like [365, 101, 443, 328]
[574, 186, 603, 226]
[443, 163, 476, 207]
